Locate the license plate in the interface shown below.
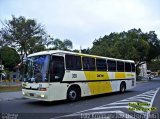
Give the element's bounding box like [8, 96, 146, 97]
[30, 93, 34, 96]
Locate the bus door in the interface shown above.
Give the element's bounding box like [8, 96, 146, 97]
[49, 55, 65, 82]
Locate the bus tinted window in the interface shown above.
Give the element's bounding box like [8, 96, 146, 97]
[83, 57, 95, 71]
[96, 59, 107, 71]
[50, 56, 65, 82]
[117, 61, 124, 72]
[125, 63, 131, 72]
[131, 63, 135, 72]
[65, 55, 82, 70]
[107, 60, 116, 72]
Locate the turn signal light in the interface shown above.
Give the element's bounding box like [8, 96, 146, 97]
[39, 88, 47, 91]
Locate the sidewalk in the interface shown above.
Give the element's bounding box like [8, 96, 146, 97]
[136, 77, 160, 84]
[136, 80, 149, 84]
[0, 91, 23, 101]
[0, 81, 21, 86]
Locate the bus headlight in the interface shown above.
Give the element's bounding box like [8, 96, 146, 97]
[40, 94, 45, 98]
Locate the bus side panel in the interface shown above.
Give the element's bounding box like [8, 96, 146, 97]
[63, 71, 113, 97]
[84, 71, 113, 95]
[63, 70, 87, 82]
[60, 71, 136, 100]
[125, 72, 136, 89]
[48, 83, 68, 101]
[63, 71, 91, 97]
[77, 82, 91, 97]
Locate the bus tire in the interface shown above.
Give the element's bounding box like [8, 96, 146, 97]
[67, 87, 79, 101]
[120, 82, 126, 93]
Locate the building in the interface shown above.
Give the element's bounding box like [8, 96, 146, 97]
[0, 65, 5, 82]
[139, 62, 154, 79]
[0, 65, 4, 70]
[139, 62, 148, 79]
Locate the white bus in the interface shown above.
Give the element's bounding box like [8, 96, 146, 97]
[22, 50, 136, 101]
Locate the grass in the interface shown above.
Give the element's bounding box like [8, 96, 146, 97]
[0, 85, 22, 93]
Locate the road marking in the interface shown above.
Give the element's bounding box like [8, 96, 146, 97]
[132, 97, 152, 100]
[146, 88, 159, 119]
[91, 106, 129, 110]
[107, 101, 136, 105]
[51, 88, 159, 119]
[133, 99, 150, 103]
[137, 95, 153, 98]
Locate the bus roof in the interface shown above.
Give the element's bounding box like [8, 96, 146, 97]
[28, 50, 135, 63]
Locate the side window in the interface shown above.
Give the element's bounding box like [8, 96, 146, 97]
[107, 60, 116, 72]
[50, 56, 65, 82]
[117, 61, 124, 72]
[83, 57, 95, 71]
[131, 63, 135, 72]
[96, 59, 107, 71]
[125, 62, 131, 72]
[65, 55, 82, 70]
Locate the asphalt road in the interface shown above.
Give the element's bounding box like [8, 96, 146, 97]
[0, 78, 160, 119]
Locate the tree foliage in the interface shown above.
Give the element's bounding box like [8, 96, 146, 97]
[90, 28, 160, 63]
[0, 31, 7, 48]
[0, 47, 20, 70]
[148, 60, 160, 72]
[0, 15, 47, 54]
[47, 38, 73, 51]
[72, 48, 90, 54]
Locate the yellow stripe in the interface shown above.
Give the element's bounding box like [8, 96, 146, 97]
[84, 71, 112, 95]
[115, 72, 126, 79]
[127, 73, 134, 77]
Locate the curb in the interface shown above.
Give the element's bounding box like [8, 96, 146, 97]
[136, 80, 149, 84]
[0, 97, 23, 101]
[0, 84, 21, 87]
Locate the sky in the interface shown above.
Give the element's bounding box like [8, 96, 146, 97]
[0, 0, 160, 49]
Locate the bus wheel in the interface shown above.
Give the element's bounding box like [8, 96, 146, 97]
[67, 87, 79, 101]
[120, 82, 126, 93]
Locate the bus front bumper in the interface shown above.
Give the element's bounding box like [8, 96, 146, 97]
[22, 89, 50, 101]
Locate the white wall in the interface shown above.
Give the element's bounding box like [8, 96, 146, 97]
[139, 63, 147, 77]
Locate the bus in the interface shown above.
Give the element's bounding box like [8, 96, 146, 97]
[22, 50, 136, 101]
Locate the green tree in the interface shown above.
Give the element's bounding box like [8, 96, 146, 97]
[90, 28, 159, 64]
[63, 39, 73, 50]
[146, 31, 160, 61]
[48, 38, 73, 51]
[0, 15, 48, 55]
[0, 47, 20, 70]
[147, 59, 160, 72]
[72, 49, 80, 53]
[0, 31, 7, 48]
[81, 48, 90, 54]
[72, 48, 90, 54]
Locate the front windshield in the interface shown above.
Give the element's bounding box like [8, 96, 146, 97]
[24, 55, 49, 82]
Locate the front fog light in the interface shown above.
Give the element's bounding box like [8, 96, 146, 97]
[40, 94, 45, 98]
[22, 92, 25, 95]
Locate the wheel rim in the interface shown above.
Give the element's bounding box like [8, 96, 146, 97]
[69, 90, 77, 100]
[121, 85, 125, 92]
[121, 86, 125, 92]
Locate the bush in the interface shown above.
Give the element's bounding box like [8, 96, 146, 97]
[158, 70, 160, 76]
[136, 76, 142, 81]
[136, 66, 141, 76]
